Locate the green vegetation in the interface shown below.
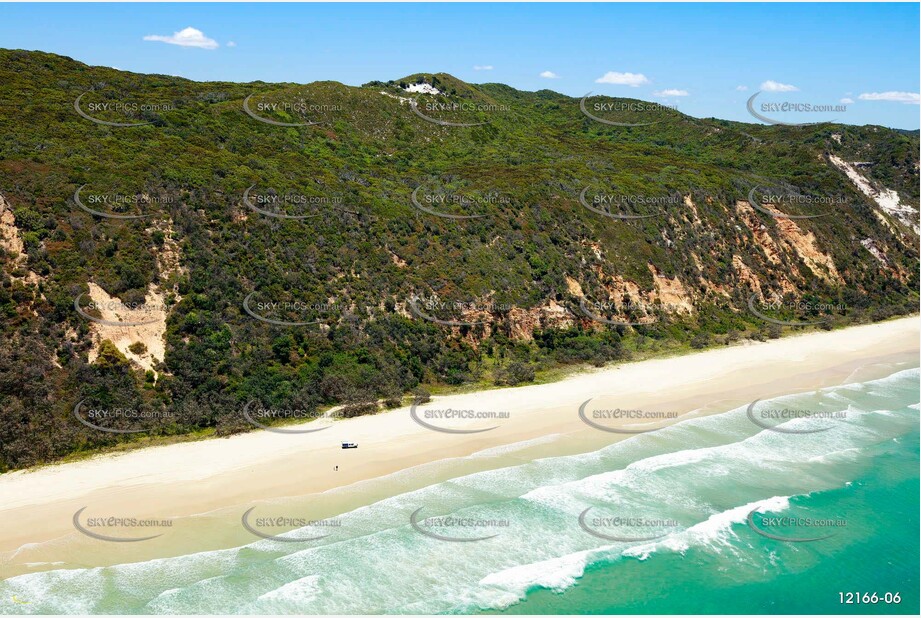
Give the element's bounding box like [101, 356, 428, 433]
[0, 50, 917, 471]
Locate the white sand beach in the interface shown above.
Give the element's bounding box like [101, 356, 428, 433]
[0, 317, 917, 577]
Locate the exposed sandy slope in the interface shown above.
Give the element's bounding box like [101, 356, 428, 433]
[83, 219, 183, 374]
[84, 282, 167, 372]
[0, 193, 42, 286]
[829, 154, 919, 234]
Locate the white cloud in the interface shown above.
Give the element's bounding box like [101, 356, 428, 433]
[143, 27, 219, 50]
[539, 71, 560, 79]
[735, 85, 748, 91]
[653, 88, 688, 97]
[760, 80, 798, 92]
[595, 71, 649, 87]
[226, 41, 237, 48]
[840, 97, 854, 105]
[858, 91, 920, 104]
[473, 65, 493, 71]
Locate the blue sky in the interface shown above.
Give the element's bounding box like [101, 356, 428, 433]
[1, 2, 919, 128]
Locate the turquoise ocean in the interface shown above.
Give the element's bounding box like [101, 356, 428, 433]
[1, 366, 918, 614]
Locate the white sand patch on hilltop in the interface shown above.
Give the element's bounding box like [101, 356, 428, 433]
[403, 82, 441, 95]
[829, 155, 919, 234]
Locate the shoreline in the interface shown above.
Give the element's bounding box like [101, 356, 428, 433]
[7, 318, 908, 471]
[0, 316, 917, 577]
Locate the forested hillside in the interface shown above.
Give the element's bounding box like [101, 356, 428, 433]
[0, 49, 917, 470]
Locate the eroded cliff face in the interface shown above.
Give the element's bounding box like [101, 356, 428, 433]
[733, 199, 842, 286]
[414, 173, 914, 343]
[0, 193, 43, 287]
[83, 218, 184, 376]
